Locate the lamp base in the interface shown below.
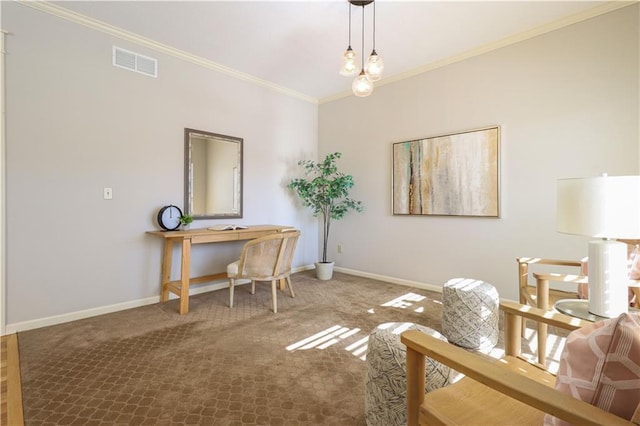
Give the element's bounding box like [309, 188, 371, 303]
[587, 239, 629, 318]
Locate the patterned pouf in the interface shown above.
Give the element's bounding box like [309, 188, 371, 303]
[364, 322, 452, 426]
[442, 278, 499, 351]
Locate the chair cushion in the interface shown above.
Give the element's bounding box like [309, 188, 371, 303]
[227, 260, 239, 276]
[544, 312, 640, 425]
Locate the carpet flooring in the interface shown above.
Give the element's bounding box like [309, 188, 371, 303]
[18, 271, 450, 425]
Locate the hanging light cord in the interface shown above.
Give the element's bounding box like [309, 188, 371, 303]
[347, 3, 352, 48]
[360, 4, 365, 70]
[372, 1, 376, 52]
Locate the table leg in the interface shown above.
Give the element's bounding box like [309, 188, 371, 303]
[179, 239, 191, 315]
[278, 278, 286, 290]
[160, 239, 174, 302]
[536, 277, 549, 365]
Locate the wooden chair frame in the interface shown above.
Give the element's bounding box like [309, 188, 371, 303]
[402, 300, 634, 426]
[517, 257, 587, 364]
[228, 230, 300, 313]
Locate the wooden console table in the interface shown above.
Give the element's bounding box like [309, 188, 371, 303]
[148, 225, 291, 314]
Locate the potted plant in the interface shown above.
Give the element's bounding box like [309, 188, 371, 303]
[288, 152, 363, 280]
[179, 213, 193, 230]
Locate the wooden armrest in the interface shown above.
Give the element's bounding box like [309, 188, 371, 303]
[532, 272, 587, 283]
[517, 257, 582, 267]
[401, 329, 633, 426]
[500, 299, 591, 330]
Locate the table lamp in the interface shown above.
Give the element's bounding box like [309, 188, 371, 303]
[557, 175, 640, 318]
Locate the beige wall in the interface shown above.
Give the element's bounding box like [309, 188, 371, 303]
[319, 4, 639, 300]
[3, 2, 638, 330]
[3, 2, 318, 327]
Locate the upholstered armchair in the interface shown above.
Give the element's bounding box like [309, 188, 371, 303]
[227, 230, 300, 313]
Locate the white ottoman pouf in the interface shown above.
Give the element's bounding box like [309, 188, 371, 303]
[442, 278, 499, 351]
[365, 322, 452, 426]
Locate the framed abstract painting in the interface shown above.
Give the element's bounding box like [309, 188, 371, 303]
[392, 126, 500, 217]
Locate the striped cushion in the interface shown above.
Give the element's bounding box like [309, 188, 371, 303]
[544, 312, 640, 425]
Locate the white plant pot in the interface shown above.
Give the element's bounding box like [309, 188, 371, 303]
[315, 261, 335, 281]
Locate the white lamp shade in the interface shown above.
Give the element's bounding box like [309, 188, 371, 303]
[557, 175, 640, 239]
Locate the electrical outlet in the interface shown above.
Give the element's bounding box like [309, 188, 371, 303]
[337, 244, 343, 254]
[103, 187, 113, 200]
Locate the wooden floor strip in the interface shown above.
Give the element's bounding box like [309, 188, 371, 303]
[2, 334, 24, 426]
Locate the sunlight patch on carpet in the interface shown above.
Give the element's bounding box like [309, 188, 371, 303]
[345, 336, 369, 360]
[286, 325, 362, 352]
[380, 292, 426, 309]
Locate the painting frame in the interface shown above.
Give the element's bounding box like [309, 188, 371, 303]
[392, 126, 500, 217]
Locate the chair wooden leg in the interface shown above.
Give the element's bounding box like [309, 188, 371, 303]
[504, 311, 522, 357]
[286, 276, 295, 298]
[229, 278, 235, 308]
[518, 260, 528, 337]
[536, 277, 549, 365]
[271, 280, 278, 313]
[406, 345, 425, 426]
[251, 280, 256, 295]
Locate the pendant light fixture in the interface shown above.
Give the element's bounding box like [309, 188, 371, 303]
[352, 2, 373, 97]
[365, 0, 384, 81]
[339, 3, 358, 76]
[340, 0, 383, 97]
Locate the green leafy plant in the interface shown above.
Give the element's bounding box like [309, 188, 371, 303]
[179, 214, 193, 226]
[288, 152, 363, 263]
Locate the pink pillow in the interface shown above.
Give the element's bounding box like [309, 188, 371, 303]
[629, 245, 640, 280]
[544, 312, 640, 425]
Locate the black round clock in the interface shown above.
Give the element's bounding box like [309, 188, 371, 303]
[157, 205, 183, 231]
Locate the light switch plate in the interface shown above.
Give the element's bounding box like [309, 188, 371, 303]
[103, 187, 113, 200]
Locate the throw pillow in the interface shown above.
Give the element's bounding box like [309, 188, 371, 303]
[543, 312, 640, 425]
[629, 245, 640, 280]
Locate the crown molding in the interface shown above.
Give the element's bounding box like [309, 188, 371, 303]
[319, 1, 636, 104]
[16, 0, 635, 106]
[17, 0, 318, 105]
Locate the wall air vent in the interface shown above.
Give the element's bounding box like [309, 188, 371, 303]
[112, 46, 157, 78]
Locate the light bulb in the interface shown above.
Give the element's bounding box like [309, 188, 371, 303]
[352, 70, 373, 97]
[366, 50, 384, 82]
[339, 47, 358, 76]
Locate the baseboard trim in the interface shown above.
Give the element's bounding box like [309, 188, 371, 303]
[334, 266, 443, 294]
[3, 265, 316, 334]
[4, 296, 159, 334]
[4, 265, 437, 334]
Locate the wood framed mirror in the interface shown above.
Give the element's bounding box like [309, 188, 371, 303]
[184, 128, 243, 219]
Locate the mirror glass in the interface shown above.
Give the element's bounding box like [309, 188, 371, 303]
[184, 128, 243, 219]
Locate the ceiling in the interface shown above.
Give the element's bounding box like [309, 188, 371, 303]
[49, 1, 617, 102]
